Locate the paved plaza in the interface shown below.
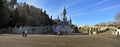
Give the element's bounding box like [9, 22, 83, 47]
[0, 31, 120, 47]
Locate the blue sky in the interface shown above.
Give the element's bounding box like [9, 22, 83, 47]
[17, 0, 120, 26]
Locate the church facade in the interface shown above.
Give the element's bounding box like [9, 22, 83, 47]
[53, 6, 72, 26]
[53, 7, 74, 34]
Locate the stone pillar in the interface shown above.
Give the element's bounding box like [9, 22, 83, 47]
[89, 27, 92, 35]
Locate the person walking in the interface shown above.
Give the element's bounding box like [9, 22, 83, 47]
[22, 31, 25, 37]
[24, 30, 27, 37]
[116, 28, 120, 37]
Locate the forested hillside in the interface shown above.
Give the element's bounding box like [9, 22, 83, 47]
[0, 0, 55, 29]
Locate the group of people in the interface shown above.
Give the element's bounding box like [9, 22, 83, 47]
[22, 30, 27, 37]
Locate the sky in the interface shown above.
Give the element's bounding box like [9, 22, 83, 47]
[17, 0, 120, 26]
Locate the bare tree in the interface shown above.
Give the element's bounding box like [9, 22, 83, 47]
[115, 12, 120, 22]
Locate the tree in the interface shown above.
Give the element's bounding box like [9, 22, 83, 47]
[1, 0, 55, 28]
[115, 12, 120, 22]
[0, 0, 11, 28]
[8, 0, 17, 10]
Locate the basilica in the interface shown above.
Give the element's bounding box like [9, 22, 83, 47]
[52, 7, 74, 34]
[53, 6, 72, 26]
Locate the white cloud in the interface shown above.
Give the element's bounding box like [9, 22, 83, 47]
[73, 0, 111, 13]
[95, 5, 120, 12]
[66, 0, 83, 8]
[71, 4, 120, 17]
[70, 12, 88, 17]
[50, 0, 84, 19]
[94, 0, 110, 6]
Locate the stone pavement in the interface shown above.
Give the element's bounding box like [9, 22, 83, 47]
[0, 33, 120, 47]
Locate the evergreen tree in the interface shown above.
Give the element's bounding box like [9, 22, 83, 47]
[0, 0, 10, 28]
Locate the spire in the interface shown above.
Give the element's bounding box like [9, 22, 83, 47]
[63, 6, 67, 23]
[69, 16, 72, 25]
[50, 16, 52, 19]
[57, 16, 59, 20]
[70, 16, 71, 20]
[64, 6, 66, 10]
[63, 6, 66, 16]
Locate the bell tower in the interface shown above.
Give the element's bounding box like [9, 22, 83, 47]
[63, 6, 67, 24]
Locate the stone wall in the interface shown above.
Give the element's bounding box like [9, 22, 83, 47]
[12, 26, 53, 34]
